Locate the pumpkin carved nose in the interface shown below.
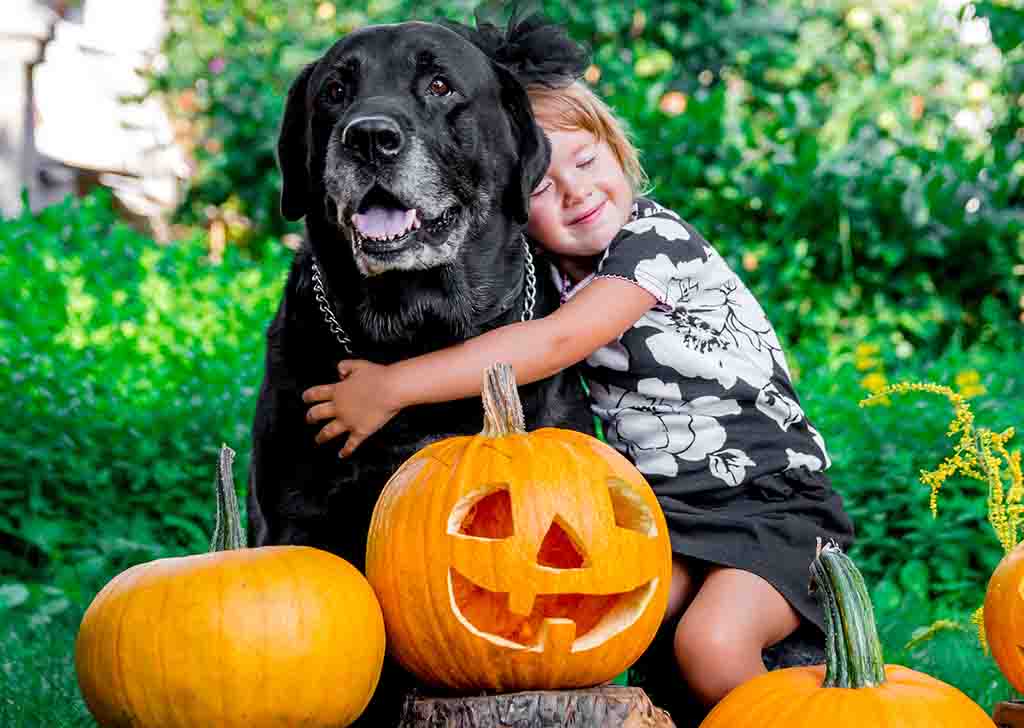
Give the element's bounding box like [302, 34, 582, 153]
[536, 519, 586, 569]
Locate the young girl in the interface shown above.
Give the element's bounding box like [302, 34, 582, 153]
[303, 80, 855, 707]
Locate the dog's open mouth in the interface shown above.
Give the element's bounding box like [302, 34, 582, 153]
[349, 185, 459, 255]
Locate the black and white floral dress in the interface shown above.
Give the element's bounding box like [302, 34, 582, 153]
[552, 197, 855, 632]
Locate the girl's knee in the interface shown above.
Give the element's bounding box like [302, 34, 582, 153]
[673, 610, 745, 659]
[672, 612, 766, 706]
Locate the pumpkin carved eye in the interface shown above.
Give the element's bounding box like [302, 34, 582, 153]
[450, 486, 513, 539]
[608, 477, 658, 537]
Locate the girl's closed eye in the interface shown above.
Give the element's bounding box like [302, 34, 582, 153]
[577, 155, 595, 169]
[531, 180, 552, 197]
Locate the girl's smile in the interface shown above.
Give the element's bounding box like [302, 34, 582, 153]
[570, 199, 607, 226]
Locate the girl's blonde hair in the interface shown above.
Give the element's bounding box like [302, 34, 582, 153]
[527, 80, 650, 196]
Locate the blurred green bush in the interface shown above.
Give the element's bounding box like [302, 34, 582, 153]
[153, 0, 1023, 352]
[0, 190, 286, 604]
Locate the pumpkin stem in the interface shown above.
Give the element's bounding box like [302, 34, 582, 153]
[810, 540, 887, 688]
[211, 444, 245, 552]
[481, 363, 526, 437]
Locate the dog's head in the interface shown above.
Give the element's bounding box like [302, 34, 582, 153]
[278, 17, 586, 280]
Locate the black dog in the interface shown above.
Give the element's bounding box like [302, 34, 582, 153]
[248, 18, 591, 581]
[248, 21, 591, 718]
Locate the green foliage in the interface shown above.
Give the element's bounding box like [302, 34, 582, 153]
[872, 592, 1017, 709]
[155, 0, 1023, 351]
[0, 190, 286, 592]
[792, 338, 1024, 605]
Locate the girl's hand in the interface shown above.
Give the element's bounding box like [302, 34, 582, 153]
[302, 360, 401, 458]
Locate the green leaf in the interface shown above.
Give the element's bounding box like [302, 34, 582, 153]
[0, 584, 30, 609]
[898, 559, 931, 600]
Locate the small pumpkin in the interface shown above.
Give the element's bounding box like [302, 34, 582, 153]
[366, 363, 672, 691]
[699, 541, 994, 727]
[984, 541, 1024, 693]
[75, 446, 385, 728]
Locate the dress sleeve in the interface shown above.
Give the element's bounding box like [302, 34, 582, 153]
[595, 205, 711, 310]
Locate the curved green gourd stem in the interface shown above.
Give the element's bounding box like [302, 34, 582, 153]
[211, 444, 245, 552]
[810, 541, 887, 688]
[481, 363, 526, 437]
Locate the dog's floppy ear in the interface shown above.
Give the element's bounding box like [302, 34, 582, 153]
[496, 64, 550, 226]
[277, 62, 316, 221]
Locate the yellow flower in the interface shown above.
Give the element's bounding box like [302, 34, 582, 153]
[860, 371, 890, 406]
[860, 372, 888, 392]
[955, 369, 987, 398]
[956, 370, 980, 387]
[972, 606, 987, 653]
[855, 343, 880, 358]
[855, 357, 882, 371]
[861, 380, 1022, 652]
[859, 381, 1022, 541]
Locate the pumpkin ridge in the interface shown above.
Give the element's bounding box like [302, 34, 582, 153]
[155, 559, 178, 728]
[124, 561, 160, 726]
[274, 547, 302, 723]
[426, 450, 464, 687]
[215, 553, 226, 725]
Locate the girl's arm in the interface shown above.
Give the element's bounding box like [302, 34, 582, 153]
[303, 276, 656, 456]
[385, 276, 656, 406]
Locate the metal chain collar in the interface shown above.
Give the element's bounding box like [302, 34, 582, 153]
[311, 235, 537, 355]
[310, 259, 354, 354]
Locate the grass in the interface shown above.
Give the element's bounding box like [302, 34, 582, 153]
[1, 603, 94, 726]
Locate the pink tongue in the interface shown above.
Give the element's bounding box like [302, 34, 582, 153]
[352, 207, 416, 239]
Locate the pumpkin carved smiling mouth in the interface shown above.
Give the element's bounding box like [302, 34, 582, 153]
[446, 487, 660, 653]
[449, 569, 659, 653]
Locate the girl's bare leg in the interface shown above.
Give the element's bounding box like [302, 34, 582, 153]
[672, 567, 800, 706]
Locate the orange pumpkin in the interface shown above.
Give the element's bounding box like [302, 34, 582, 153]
[75, 446, 386, 728]
[699, 542, 994, 728]
[366, 363, 672, 691]
[984, 541, 1024, 693]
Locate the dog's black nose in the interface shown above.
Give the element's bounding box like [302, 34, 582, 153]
[341, 115, 404, 161]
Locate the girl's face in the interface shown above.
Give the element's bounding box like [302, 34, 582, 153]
[526, 126, 634, 266]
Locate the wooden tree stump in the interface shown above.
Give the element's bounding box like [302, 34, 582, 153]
[398, 686, 676, 728]
[995, 700, 1024, 728]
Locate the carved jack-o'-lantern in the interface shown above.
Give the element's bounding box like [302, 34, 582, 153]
[366, 364, 672, 691]
[984, 541, 1024, 693]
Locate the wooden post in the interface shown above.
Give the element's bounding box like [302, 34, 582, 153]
[0, 1, 56, 217]
[994, 700, 1024, 728]
[398, 686, 676, 728]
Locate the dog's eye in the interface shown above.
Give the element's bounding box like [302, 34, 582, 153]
[323, 81, 345, 105]
[427, 76, 452, 97]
